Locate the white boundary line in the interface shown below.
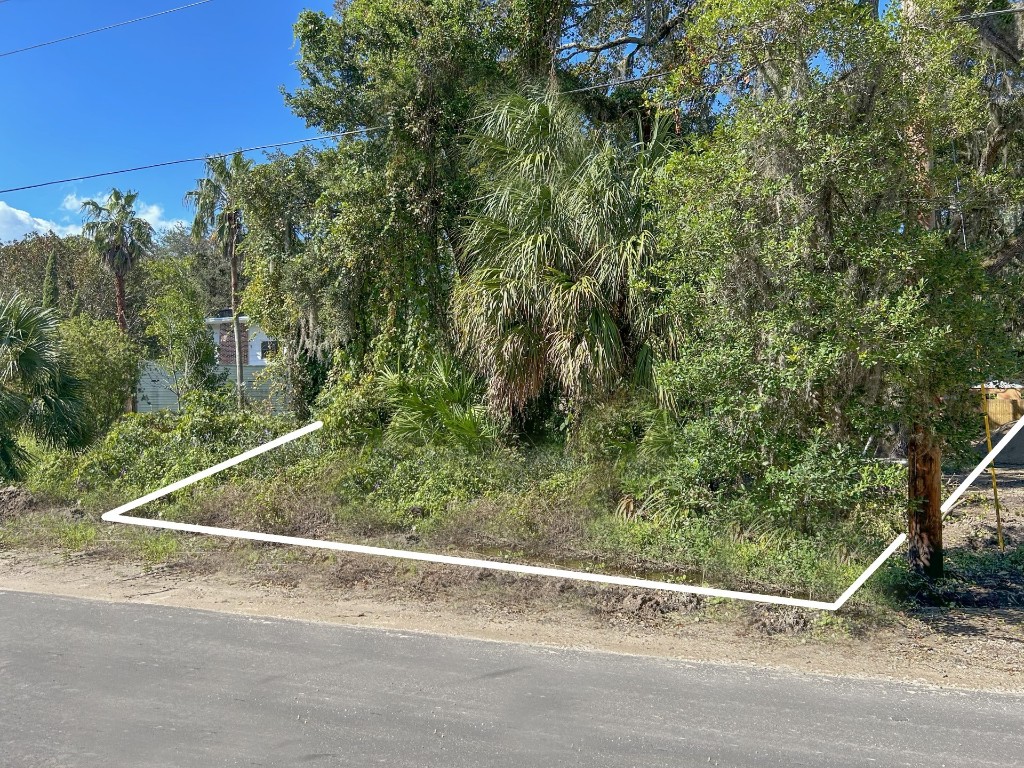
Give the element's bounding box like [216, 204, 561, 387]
[940, 414, 1024, 517]
[102, 419, 1021, 611]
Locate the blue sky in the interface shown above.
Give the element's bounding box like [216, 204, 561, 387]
[0, 0, 334, 241]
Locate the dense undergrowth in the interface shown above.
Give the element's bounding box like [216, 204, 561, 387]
[10, 387, 917, 607]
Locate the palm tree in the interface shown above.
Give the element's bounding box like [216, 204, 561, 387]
[453, 86, 669, 417]
[185, 152, 253, 408]
[0, 293, 88, 480]
[81, 189, 154, 332]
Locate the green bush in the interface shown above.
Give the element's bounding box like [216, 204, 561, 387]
[326, 443, 516, 530]
[316, 370, 389, 448]
[567, 393, 658, 462]
[58, 315, 142, 442]
[380, 356, 498, 452]
[317, 355, 498, 453]
[30, 389, 306, 499]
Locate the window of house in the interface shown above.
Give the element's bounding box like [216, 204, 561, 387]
[260, 340, 278, 360]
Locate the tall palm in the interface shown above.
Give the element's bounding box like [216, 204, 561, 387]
[184, 152, 253, 408]
[454, 86, 669, 417]
[0, 293, 88, 480]
[81, 189, 154, 332]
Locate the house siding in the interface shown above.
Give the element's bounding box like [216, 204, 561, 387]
[136, 361, 281, 413]
[217, 326, 249, 366]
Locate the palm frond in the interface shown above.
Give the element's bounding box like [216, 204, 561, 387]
[455, 87, 669, 416]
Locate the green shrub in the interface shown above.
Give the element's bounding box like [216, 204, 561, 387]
[380, 356, 498, 452]
[58, 315, 143, 442]
[318, 355, 498, 453]
[30, 389, 305, 499]
[316, 370, 389, 448]
[568, 393, 658, 463]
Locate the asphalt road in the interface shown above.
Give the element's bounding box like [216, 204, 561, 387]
[1, 591, 1021, 767]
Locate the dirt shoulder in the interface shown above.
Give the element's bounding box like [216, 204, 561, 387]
[3, 471, 1023, 694]
[2, 547, 1022, 694]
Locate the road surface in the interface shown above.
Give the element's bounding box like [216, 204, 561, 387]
[0, 590, 1020, 767]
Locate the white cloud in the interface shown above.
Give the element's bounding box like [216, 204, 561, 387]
[60, 192, 96, 212]
[136, 202, 186, 233]
[60, 192, 186, 233]
[0, 200, 80, 241]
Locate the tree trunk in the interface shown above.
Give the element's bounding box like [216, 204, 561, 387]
[906, 426, 943, 578]
[903, 0, 942, 577]
[229, 216, 245, 410]
[114, 273, 136, 412]
[114, 273, 127, 332]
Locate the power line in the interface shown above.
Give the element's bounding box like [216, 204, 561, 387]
[0, 127, 384, 194]
[953, 4, 1024, 20]
[1, 68, 675, 194]
[1, 69, 677, 194]
[0, 0, 215, 58]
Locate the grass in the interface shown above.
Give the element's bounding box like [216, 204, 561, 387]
[138, 532, 180, 566]
[54, 520, 98, 552]
[11, 419, 1003, 616]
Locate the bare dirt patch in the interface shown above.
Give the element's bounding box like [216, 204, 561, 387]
[0, 485, 35, 522]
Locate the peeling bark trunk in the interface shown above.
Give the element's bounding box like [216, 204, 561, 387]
[114, 273, 127, 333]
[906, 426, 943, 578]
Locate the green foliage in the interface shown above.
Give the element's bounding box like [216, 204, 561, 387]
[239, 0, 506, 409]
[154, 225, 230, 314]
[81, 189, 155, 332]
[316, 355, 497, 452]
[454, 87, 668, 416]
[326, 441, 563, 530]
[142, 256, 218, 405]
[184, 153, 252, 252]
[58, 315, 142, 440]
[568, 393, 658, 463]
[316, 370, 389, 448]
[0, 232, 145, 330]
[33, 390, 302, 498]
[381, 356, 498, 451]
[41, 251, 58, 310]
[0, 293, 89, 479]
[81, 189, 154, 280]
[639, 0, 1021, 538]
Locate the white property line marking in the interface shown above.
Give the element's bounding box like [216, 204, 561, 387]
[941, 415, 1024, 517]
[103, 419, 1020, 611]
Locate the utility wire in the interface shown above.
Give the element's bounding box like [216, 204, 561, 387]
[0, 69, 679, 193]
[0, 0, 215, 58]
[0, 127, 384, 194]
[953, 5, 1024, 20]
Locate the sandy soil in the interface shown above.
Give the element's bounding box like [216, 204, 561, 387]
[2, 473, 1022, 694]
[1, 546, 1021, 694]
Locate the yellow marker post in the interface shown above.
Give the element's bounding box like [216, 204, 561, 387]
[980, 383, 1006, 551]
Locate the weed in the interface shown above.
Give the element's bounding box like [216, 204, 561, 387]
[139, 532, 180, 565]
[55, 520, 97, 552]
